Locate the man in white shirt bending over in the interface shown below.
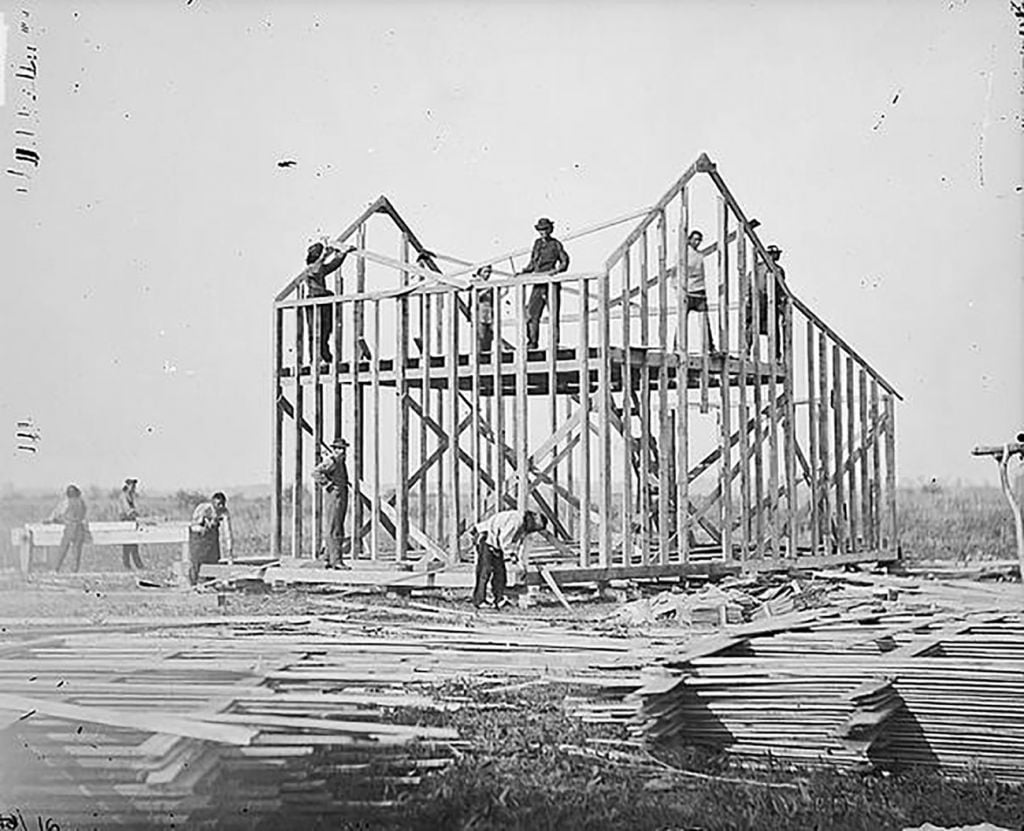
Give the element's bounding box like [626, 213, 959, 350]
[469, 509, 547, 609]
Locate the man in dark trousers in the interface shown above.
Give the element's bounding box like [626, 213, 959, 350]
[48, 484, 88, 572]
[188, 492, 233, 585]
[473, 264, 496, 353]
[470, 508, 547, 609]
[520, 217, 570, 349]
[746, 243, 787, 359]
[313, 437, 352, 569]
[303, 241, 355, 363]
[119, 477, 144, 570]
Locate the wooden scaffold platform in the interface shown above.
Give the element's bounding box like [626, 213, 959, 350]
[271, 153, 902, 585]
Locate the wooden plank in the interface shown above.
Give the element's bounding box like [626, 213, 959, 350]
[351, 224, 367, 559]
[676, 188, 690, 564]
[538, 566, 573, 612]
[419, 290, 430, 534]
[471, 279, 482, 526]
[736, 231, 753, 562]
[870, 379, 882, 550]
[599, 267, 614, 567]
[832, 344, 846, 553]
[447, 291, 461, 560]
[846, 356, 857, 553]
[858, 368, 870, 551]
[580, 278, 592, 568]
[884, 393, 897, 551]
[717, 198, 733, 562]
[782, 290, 798, 558]
[656, 210, 670, 565]
[621, 252, 634, 566]
[494, 282, 506, 514]
[371, 299, 382, 558]
[293, 303, 304, 558]
[313, 291, 324, 561]
[395, 236, 411, 560]
[818, 333, 832, 552]
[766, 254, 779, 558]
[272, 308, 283, 556]
[806, 322, 820, 556]
[0, 693, 256, 746]
[516, 283, 529, 515]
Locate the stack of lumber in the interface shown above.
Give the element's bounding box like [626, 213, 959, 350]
[0, 609, 659, 827]
[629, 605, 1024, 782]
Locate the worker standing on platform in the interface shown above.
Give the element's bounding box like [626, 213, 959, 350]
[48, 484, 88, 573]
[746, 244, 786, 359]
[119, 477, 145, 570]
[303, 241, 355, 364]
[520, 217, 570, 350]
[473, 265, 496, 353]
[469, 509, 547, 609]
[677, 229, 716, 353]
[313, 437, 352, 570]
[188, 492, 233, 585]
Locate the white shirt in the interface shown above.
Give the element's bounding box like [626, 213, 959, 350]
[473, 510, 527, 557]
[684, 246, 706, 294]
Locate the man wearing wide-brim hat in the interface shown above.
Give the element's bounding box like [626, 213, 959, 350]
[313, 437, 352, 569]
[519, 217, 570, 350]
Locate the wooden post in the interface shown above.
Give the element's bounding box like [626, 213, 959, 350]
[676, 188, 690, 564]
[735, 224, 750, 563]
[494, 285, 506, 512]
[783, 290, 797, 558]
[621, 254, 634, 566]
[293, 305, 304, 558]
[884, 393, 897, 550]
[870, 379, 882, 550]
[750, 250, 766, 558]
[858, 367, 870, 551]
[272, 306, 283, 557]
[313, 294, 324, 561]
[516, 282, 529, 515]
[817, 334, 832, 552]
[580, 277, 592, 568]
[806, 322, 819, 556]
[371, 299, 382, 560]
[717, 198, 733, 561]
[549, 276, 560, 530]
[656, 210, 670, 564]
[435, 295, 445, 544]
[471, 281, 482, 526]
[832, 344, 846, 552]
[419, 293, 429, 534]
[765, 250, 779, 557]
[395, 236, 411, 561]
[599, 268, 613, 567]
[845, 356, 857, 552]
[351, 225, 366, 559]
[447, 290, 461, 561]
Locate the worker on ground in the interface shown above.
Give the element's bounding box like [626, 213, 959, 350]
[473, 265, 496, 353]
[48, 484, 88, 573]
[188, 492, 233, 585]
[520, 217, 570, 350]
[469, 508, 547, 609]
[313, 437, 352, 570]
[746, 244, 786, 360]
[303, 241, 355, 364]
[675, 229, 716, 353]
[119, 477, 145, 570]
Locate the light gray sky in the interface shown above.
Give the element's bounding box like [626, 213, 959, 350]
[0, 0, 1020, 491]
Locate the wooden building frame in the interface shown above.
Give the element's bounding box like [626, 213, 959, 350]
[271, 154, 902, 584]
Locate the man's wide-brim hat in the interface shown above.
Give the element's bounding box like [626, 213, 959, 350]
[535, 217, 554, 231]
[767, 244, 782, 254]
[124, 477, 138, 485]
[332, 437, 349, 448]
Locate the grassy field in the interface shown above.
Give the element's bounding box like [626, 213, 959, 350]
[1, 483, 1018, 573]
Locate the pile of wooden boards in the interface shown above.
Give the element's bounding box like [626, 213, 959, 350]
[0, 605, 661, 827]
[605, 578, 1024, 783]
